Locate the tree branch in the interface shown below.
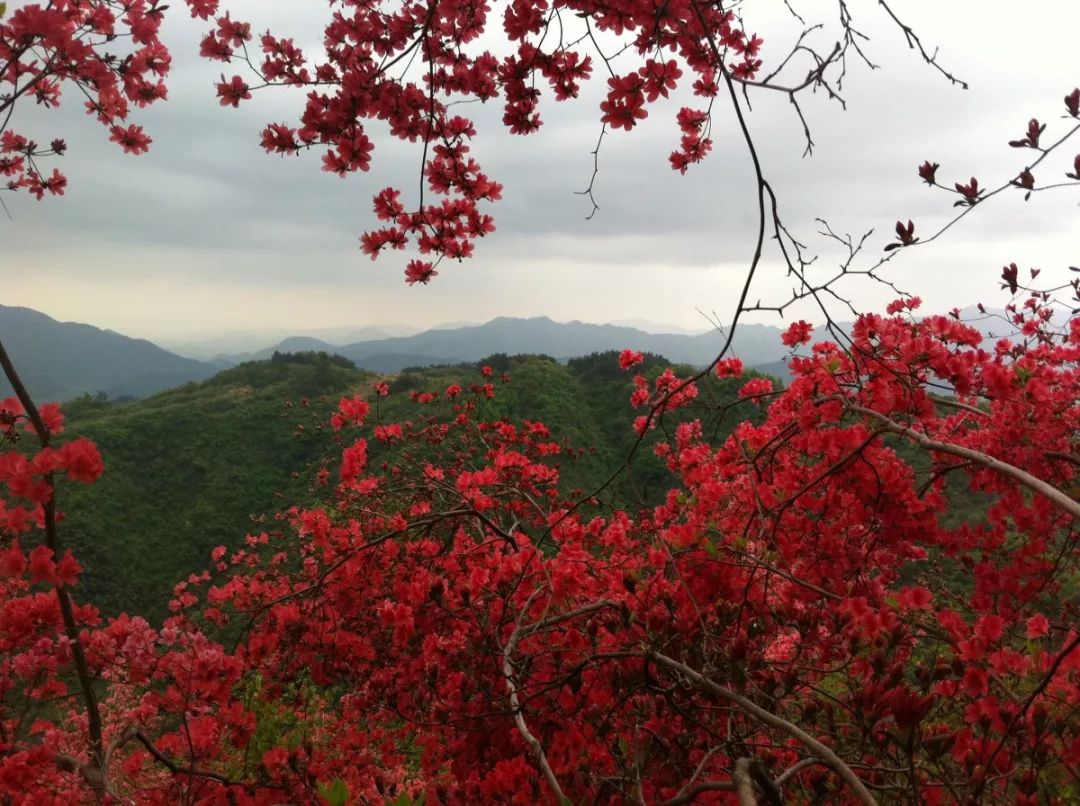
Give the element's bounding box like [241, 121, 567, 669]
[132, 730, 240, 787]
[0, 338, 105, 770]
[503, 589, 569, 804]
[648, 651, 878, 806]
[838, 400, 1080, 520]
[734, 758, 757, 806]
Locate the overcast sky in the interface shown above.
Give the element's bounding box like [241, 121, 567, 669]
[2, 1, 1078, 343]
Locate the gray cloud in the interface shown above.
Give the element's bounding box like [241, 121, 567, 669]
[2, 0, 1078, 340]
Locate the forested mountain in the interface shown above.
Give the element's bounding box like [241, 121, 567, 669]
[3, 306, 793, 396]
[59, 351, 764, 619]
[333, 316, 790, 370]
[0, 305, 217, 401]
[211, 316, 795, 372]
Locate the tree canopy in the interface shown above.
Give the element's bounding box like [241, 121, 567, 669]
[1, 1, 1079, 803]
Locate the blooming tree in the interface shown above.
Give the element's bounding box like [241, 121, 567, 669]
[0, 0, 167, 199]
[2, 0, 1080, 803]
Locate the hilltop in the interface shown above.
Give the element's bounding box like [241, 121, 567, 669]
[0, 305, 217, 401]
[59, 351, 763, 618]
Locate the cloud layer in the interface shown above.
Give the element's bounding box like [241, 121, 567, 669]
[3, 1, 1078, 340]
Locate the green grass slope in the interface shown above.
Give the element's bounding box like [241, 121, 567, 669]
[60, 354, 367, 617]
[56, 351, 762, 620]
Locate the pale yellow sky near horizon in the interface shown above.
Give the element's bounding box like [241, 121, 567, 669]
[3, 1, 1078, 342]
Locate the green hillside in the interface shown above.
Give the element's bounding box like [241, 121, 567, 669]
[0, 305, 216, 401]
[57, 351, 761, 620]
[59, 353, 364, 617]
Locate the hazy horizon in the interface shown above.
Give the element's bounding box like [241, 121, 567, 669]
[4, 301, 1011, 356]
[4, 2, 1079, 339]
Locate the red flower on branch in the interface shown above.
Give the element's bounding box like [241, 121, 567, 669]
[618, 350, 644, 370]
[781, 320, 814, 347]
[918, 160, 940, 185]
[954, 177, 982, 205]
[885, 219, 918, 250]
[1063, 87, 1080, 117]
[1008, 118, 1046, 148]
[108, 124, 152, 155]
[215, 74, 251, 108]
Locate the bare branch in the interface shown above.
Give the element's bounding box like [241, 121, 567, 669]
[133, 730, 242, 787]
[734, 758, 757, 806]
[503, 589, 570, 803]
[648, 651, 878, 806]
[837, 399, 1080, 520]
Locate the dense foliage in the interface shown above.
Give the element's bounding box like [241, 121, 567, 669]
[3, 0, 1080, 803]
[59, 352, 761, 619]
[3, 304, 1079, 804]
[58, 355, 367, 618]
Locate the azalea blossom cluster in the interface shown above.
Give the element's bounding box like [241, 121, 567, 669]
[1, 292, 1077, 802]
[0, 397, 101, 581]
[0, 0, 170, 197]
[181, 0, 765, 283]
[176, 300, 1080, 803]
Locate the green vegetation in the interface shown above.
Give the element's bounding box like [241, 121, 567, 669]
[58, 351, 996, 623]
[61, 353, 366, 617]
[60, 350, 766, 619]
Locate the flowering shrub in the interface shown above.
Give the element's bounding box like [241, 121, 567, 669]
[3, 0, 1080, 802]
[1, 297, 1078, 803]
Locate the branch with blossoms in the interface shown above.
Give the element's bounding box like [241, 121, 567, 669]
[883, 91, 1080, 253]
[0, 334, 288, 796]
[0, 343, 106, 778]
[501, 587, 571, 805]
[758, 92, 1080, 327]
[644, 651, 879, 806]
[539, 2, 945, 525]
[833, 398, 1080, 521]
[182, 324, 1077, 800]
[186, 0, 967, 289]
[0, 1, 172, 198]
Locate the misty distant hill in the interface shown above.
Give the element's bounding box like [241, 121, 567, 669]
[207, 316, 793, 374]
[0, 306, 216, 402]
[221, 336, 462, 373]
[250, 336, 341, 362]
[747, 360, 794, 386]
[328, 316, 790, 371]
[0, 307, 798, 402]
[162, 324, 423, 359]
[5, 306, 1014, 404]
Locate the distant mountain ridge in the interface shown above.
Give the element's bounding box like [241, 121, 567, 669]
[3, 305, 1016, 403]
[10, 306, 793, 403]
[233, 308, 1021, 378]
[218, 316, 795, 374]
[359, 316, 787, 368]
[0, 305, 217, 402]
[162, 324, 423, 360]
